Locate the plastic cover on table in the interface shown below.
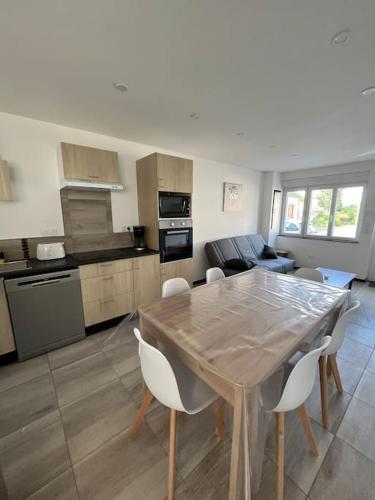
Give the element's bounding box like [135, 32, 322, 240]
[138, 268, 350, 498]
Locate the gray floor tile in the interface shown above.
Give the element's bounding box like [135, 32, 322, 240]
[184, 440, 230, 500]
[0, 411, 70, 499]
[327, 356, 364, 395]
[337, 337, 372, 370]
[310, 437, 375, 500]
[255, 458, 307, 500]
[74, 424, 168, 500]
[306, 379, 351, 433]
[0, 373, 57, 438]
[265, 410, 333, 495]
[146, 404, 221, 480]
[95, 320, 138, 352]
[26, 468, 79, 500]
[337, 397, 375, 462]
[366, 350, 375, 373]
[52, 352, 118, 407]
[61, 379, 139, 463]
[349, 302, 375, 329]
[121, 367, 161, 411]
[103, 337, 140, 377]
[48, 336, 100, 370]
[346, 321, 375, 348]
[354, 369, 375, 408]
[0, 355, 50, 393]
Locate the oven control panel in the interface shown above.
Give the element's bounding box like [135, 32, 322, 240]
[159, 219, 193, 229]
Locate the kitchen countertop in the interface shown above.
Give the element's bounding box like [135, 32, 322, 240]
[0, 256, 78, 280]
[70, 247, 159, 265]
[0, 247, 160, 280]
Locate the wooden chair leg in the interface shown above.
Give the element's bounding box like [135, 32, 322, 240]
[168, 409, 177, 500]
[212, 400, 226, 441]
[318, 356, 329, 429]
[329, 354, 343, 393]
[129, 388, 154, 437]
[298, 404, 318, 456]
[275, 412, 285, 500]
[327, 359, 332, 377]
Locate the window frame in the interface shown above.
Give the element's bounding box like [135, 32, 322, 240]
[280, 183, 366, 242]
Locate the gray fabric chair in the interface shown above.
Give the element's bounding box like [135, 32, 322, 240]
[205, 233, 295, 276]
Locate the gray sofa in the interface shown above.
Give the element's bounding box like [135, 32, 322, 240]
[205, 234, 295, 276]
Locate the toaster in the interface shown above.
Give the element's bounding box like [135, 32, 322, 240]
[36, 242, 65, 261]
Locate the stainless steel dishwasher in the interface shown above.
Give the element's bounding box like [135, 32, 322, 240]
[5, 269, 85, 360]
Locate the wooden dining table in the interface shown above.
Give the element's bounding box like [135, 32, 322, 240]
[138, 268, 349, 499]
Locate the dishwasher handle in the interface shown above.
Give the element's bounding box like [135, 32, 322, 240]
[5, 269, 80, 293]
[31, 279, 61, 288]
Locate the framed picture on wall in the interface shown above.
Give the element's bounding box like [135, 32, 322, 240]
[223, 182, 243, 212]
[271, 189, 282, 230]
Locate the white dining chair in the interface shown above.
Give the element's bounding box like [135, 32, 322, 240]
[132, 328, 225, 500]
[314, 300, 360, 428]
[295, 267, 324, 282]
[130, 278, 191, 435]
[162, 277, 190, 298]
[263, 336, 331, 500]
[206, 267, 225, 284]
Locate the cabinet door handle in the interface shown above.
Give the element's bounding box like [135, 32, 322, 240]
[103, 276, 114, 281]
[89, 175, 100, 179]
[103, 298, 114, 304]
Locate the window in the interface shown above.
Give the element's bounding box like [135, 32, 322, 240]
[282, 190, 305, 234]
[332, 186, 364, 239]
[307, 188, 333, 237]
[281, 184, 365, 241]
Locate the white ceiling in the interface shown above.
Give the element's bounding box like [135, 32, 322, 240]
[1, 0, 375, 171]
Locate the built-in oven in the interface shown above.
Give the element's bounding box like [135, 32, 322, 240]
[159, 219, 193, 263]
[159, 191, 191, 219]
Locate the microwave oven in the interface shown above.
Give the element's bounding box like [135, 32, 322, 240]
[159, 191, 191, 219]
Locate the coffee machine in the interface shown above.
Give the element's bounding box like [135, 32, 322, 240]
[132, 225, 147, 251]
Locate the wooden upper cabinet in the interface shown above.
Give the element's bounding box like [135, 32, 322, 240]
[133, 254, 161, 307]
[61, 143, 120, 184]
[157, 154, 193, 193]
[0, 160, 12, 201]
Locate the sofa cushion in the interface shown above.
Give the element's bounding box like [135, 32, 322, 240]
[224, 258, 255, 271]
[205, 238, 242, 268]
[262, 244, 278, 259]
[248, 234, 266, 258]
[251, 259, 284, 273]
[233, 236, 258, 260]
[276, 256, 296, 273]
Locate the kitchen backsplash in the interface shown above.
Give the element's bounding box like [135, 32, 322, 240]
[0, 232, 133, 261]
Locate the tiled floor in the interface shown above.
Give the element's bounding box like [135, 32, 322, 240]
[0, 281, 375, 499]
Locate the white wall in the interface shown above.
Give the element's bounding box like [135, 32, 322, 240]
[0, 112, 261, 281]
[258, 171, 281, 247]
[276, 161, 375, 280]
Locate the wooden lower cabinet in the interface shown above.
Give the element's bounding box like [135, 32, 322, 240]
[80, 254, 161, 327]
[133, 255, 161, 307]
[160, 258, 193, 289]
[80, 270, 133, 304]
[83, 292, 135, 327]
[0, 278, 15, 354]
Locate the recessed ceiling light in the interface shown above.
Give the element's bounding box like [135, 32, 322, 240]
[236, 132, 245, 136]
[361, 87, 375, 96]
[331, 29, 351, 45]
[190, 113, 199, 119]
[113, 82, 128, 92]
